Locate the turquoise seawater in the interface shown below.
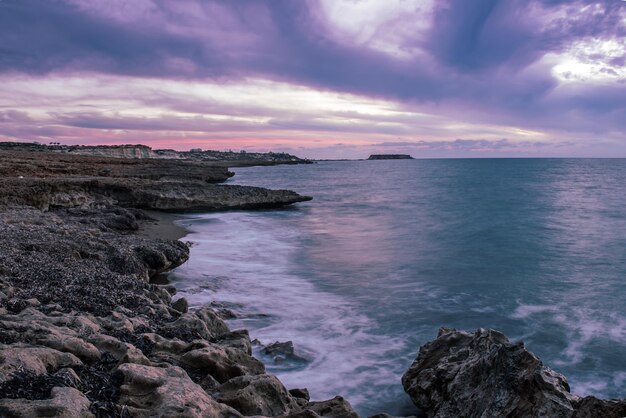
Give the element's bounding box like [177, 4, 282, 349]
[169, 159, 626, 416]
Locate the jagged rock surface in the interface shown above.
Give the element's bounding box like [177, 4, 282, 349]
[402, 328, 626, 418]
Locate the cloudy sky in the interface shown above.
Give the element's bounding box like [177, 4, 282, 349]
[0, 0, 624, 158]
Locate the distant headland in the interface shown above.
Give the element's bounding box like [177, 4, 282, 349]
[0, 141, 312, 166]
[367, 154, 414, 160]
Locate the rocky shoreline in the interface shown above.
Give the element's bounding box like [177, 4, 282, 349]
[0, 148, 624, 417]
[0, 149, 351, 417]
[0, 205, 357, 417]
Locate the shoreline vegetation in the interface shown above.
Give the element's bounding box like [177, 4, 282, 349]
[0, 142, 624, 417]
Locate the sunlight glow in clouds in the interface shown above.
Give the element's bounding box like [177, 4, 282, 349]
[552, 38, 626, 82]
[318, 0, 435, 58]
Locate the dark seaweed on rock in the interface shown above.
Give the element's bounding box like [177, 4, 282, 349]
[103, 327, 156, 356]
[0, 207, 188, 317]
[0, 358, 115, 399]
[0, 368, 76, 400]
[0, 354, 127, 418]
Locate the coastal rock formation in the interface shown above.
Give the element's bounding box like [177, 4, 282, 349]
[0, 177, 311, 212]
[0, 149, 312, 212]
[402, 328, 626, 418]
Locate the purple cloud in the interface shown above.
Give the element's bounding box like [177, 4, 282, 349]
[0, 0, 624, 156]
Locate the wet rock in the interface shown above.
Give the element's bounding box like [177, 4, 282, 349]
[179, 344, 265, 383]
[306, 396, 360, 418]
[262, 340, 309, 365]
[0, 386, 93, 418]
[209, 301, 239, 319]
[218, 329, 253, 355]
[289, 388, 310, 401]
[157, 307, 229, 342]
[116, 363, 241, 417]
[573, 396, 626, 418]
[171, 297, 189, 313]
[217, 374, 299, 416]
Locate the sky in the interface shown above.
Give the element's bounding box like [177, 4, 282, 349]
[0, 0, 624, 159]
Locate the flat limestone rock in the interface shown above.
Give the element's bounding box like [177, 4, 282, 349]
[0, 346, 83, 382]
[0, 386, 93, 418]
[117, 363, 242, 418]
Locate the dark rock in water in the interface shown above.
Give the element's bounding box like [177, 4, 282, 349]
[402, 328, 626, 418]
[171, 297, 189, 313]
[289, 388, 310, 401]
[217, 374, 300, 416]
[573, 396, 626, 418]
[367, 154, 414, 160]
[403, 327, 573, 417]
[261, 340, 309, 365]
[306, 396, 360, 418]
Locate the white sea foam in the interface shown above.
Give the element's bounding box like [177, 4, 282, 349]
[511, 300, 626, 374]
[170, 212, 409, 412]
[511, 303, 559, 319]
[570, 378, 608, 397]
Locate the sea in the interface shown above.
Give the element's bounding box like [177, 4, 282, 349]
[168, 159, 626, 416]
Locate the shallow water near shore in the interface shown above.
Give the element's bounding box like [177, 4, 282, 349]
[169, 159, 626, 416]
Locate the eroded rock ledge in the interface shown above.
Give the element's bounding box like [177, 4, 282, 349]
[402, 328, 626, 418]
[0, 150, 312, 212]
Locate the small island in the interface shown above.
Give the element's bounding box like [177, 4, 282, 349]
[367, 154, 414, 160]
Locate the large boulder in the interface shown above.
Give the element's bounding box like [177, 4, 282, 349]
[402, 328, 575, 418]
[180, 345, 265, 384]
[402, 328, 626, 418]
[217, 374, 300, 416]
[306, 396, 360, 418]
